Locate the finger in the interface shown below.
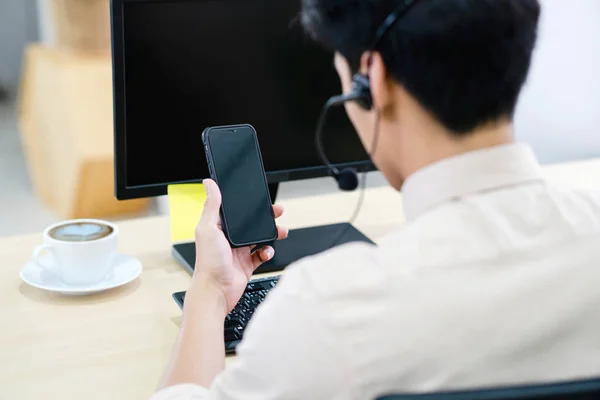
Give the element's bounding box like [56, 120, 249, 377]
[249, 242, 268, 252]
[200, 179, 222, 226]
[252, 246, 274, 269]
[277, 225, 289, 240]
[272, 204, 284, 219]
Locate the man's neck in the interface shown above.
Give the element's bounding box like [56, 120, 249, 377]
[437, 122, 515, 159]
[399, 120, 515, 182]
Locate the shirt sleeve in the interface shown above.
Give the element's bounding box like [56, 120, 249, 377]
[204, 262, 353, 400]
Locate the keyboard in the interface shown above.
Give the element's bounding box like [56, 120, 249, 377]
[172, 275, 280, 354]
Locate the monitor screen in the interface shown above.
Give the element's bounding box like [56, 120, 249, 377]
[114, 0, 372, 198]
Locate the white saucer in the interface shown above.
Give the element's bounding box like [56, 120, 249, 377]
[20, 254, 143, 296]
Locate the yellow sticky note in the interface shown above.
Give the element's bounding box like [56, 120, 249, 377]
[167, 184, 207, 243]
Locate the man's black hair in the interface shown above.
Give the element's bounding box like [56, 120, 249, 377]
[300, 0, 541, 135]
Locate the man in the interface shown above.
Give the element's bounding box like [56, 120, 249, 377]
[152, 0, 600, 399]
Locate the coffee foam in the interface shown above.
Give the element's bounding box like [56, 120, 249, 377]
[49, 222, 113, 242]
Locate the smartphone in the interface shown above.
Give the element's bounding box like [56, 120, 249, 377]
[202, 124, 277, 248]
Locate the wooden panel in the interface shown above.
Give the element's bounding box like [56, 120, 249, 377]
[18, 44, 149, 219]
[51, 0, 111, 54]
[75, 159, 148, 219]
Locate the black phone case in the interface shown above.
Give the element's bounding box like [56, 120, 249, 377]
[202, 124, 277, 248]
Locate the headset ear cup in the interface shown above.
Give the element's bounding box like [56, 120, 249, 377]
[351, 73, 373, 111]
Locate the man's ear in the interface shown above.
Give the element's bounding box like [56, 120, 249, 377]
[359, 51, 391, 110]
[334, 52, 353, 94]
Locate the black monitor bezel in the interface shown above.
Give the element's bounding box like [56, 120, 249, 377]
[111, 0, 376, 200]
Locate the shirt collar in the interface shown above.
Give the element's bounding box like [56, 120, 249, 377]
[401, 143, 544, 221]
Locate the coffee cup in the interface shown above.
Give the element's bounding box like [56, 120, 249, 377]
[32, 219, 119, 285]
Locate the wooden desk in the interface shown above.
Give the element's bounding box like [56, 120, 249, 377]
[1, 160, 600, 400]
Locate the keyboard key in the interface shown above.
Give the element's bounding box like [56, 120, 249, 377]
[248, 293, 262, 303]
[224, 319, 238, 330]
[224, 326, 242, 340]
[224, 329, 237, 341]
[246, 282, 261, 292]
[225, 340, 241, 352]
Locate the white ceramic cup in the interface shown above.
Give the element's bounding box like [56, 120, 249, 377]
[32, 219, 119, 285]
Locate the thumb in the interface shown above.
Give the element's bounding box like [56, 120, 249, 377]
[200, 179, 222, 225]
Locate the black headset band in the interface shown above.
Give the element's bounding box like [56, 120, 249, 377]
[370, 0, 422, 50]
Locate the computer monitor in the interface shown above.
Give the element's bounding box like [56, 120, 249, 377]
[111, 0, 375, 200]
[111, 0, 375, 273]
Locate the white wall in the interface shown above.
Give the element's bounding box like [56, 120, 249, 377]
[0, 0, 38, 90]
[36, 0, 55, 45]
[515, 0, 600, 163]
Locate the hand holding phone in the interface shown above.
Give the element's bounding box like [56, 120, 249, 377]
[191, 178, 287, 312]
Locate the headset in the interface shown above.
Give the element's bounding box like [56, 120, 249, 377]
[315, 0, 422, 191]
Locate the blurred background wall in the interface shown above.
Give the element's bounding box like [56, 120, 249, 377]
[0, 0, 38, 92]
[37, 0, 55, 45]
[514, 0, 600, 162]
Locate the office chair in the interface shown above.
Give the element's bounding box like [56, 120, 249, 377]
[377, 377, 600, 400]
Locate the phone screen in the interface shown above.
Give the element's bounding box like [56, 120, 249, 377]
[206, 125, 277, 246]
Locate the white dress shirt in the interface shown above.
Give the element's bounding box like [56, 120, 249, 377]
[152, 143, 600, 400]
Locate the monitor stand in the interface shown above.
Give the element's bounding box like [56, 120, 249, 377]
[171, 183, 375, 275]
